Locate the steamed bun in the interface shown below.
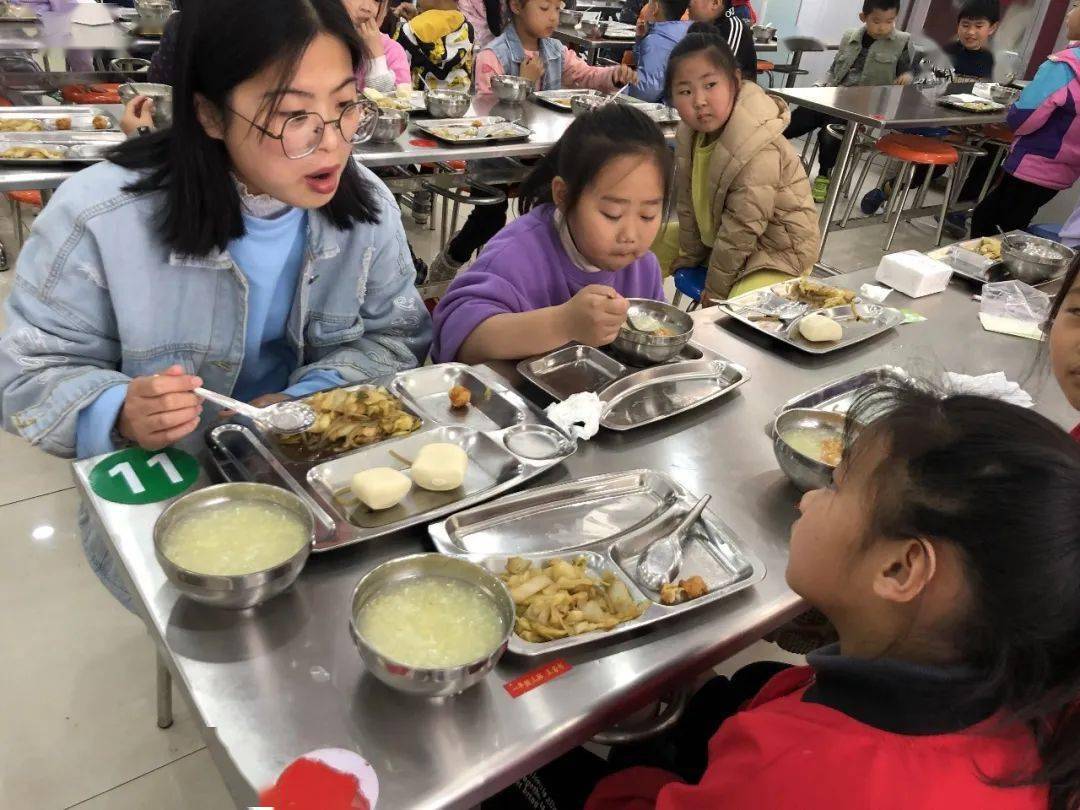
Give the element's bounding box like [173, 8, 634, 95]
[351, 467, 412, 510]
[798, 313, 843, 343]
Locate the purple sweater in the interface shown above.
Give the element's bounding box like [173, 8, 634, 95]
[432, 205, 666, 362]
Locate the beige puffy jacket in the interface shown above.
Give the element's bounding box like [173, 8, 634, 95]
[673, 81, 820, 299]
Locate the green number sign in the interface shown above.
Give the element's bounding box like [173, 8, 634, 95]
[89, 448, 200, 505]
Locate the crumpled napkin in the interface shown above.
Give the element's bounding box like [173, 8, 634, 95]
[545, 392, 603, 440]
[943, 371, 1034, 408]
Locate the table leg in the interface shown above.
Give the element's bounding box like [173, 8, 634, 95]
[816, 122, 860, 261]
[156, 651, 173, 730]
[785, 50, 804, 89]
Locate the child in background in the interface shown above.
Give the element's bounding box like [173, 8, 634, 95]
[586, 382, 1080, 810]
[971, 2, 1080, 237]
[394, 0, 475, 91]
[784, 0, 914, 203]
[861, 0, 1000, 218]
[427, 0, 636, 281]
[727, 0, 754, 22]
[687, 0, 757, 78]
[631, 0, 692, 102]
[459, 0, 504, 48]
[1049, 257, 1080, 440]
[431, 105, 669, 364]
[344, 0, 413, 93]
[664, 27, 818, 302]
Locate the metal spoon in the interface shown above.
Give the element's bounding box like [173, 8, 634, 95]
[195, 387, 316, 435]
[635, 494, 711, 592]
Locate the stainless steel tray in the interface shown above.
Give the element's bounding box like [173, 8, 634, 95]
[615, 97, 680, 124]
[517, 343, 749, 431]
[0, 5, 39, 22]
[0, 131, 125, 164]
[412, 116, 532, 144]
[926, 232, 1069, 288]
[720, 281, 904, 354]
[774, 365, 912, 419]
[208, 364, 575, 553]
[0, 106, 119, 131]
[430, 470, 765, 656]
[530, 89, 588, 111]
[117, 20, 165, 37]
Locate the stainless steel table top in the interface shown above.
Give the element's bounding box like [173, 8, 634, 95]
[769, 84, 1008, 128]
[72, 265, 1075, 809]
[0, 4, 155, 52]
[553, 23, 637, 52]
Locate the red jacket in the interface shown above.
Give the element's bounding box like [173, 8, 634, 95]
[586, 666, 1046, 810]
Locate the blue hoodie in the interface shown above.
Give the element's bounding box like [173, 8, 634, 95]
[630, 20, 691, 103]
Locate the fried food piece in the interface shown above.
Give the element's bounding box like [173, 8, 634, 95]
[660, 575, 709, 605]
[55, 117, 72, 131]
[448, 384, 471, 409]
[0, 146, 63, 160]
[0, 118, 43, 132]
[785, 278, 856, 310]
[977, 238, 1002, 260]
[500, 556, 648, 643]
[92, 114, 110, 130]
[820, 437, 843, 467]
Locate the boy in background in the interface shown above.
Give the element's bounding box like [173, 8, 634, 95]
[783, 0, 914, 203]
[687, 0, 758, 78]
[631, 0, 692, 102]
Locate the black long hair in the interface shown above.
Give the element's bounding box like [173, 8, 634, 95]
[845, 381, 1080, 810]
[665, 22, 741, 100]
[518, 103, 673, 215]
[483, 0, 504, 36]
[109, 0, 379, 257]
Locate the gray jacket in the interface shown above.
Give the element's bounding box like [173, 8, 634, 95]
[826, 26, 912, 87]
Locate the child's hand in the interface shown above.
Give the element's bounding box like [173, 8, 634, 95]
[559, 285, 630, 347]
[521, 55, 545, 84]
[395, 2, 418, 20]
[894, 72, 913, 86]
[120, 96, 154, 136]
[117, 365, 203, 450]
[357, 17, 385, 56]
[612, 64, 637, 88]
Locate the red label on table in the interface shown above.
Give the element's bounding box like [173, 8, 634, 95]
[504, 660, 572, 698]
[409, 138, 438, 147]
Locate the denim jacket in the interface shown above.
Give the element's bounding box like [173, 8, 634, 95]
[0, 159, 433, 459]
[487, 22, 564, 90]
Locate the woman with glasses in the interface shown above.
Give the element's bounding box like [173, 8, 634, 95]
[0, 0, 431, 610]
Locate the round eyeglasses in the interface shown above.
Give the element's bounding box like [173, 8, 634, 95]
[227, 96, 380, 159]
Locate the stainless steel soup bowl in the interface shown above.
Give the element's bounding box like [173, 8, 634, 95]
[772, 408, 849, 492]
[610, 298, 695, 365]
[491, 74, 532, 103]
[153, 482, 313, 609]
[349, 553, 514, 697]
[425, 89, 471, 118]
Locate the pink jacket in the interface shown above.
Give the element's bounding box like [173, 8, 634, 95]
[459, 0, 502, 49]
[475, 45, 619, 94]
[356, 33, 412, 92]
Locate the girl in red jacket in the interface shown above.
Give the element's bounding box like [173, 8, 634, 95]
[583, 383, 1080, 810]
[1049, 257, 1080, 441]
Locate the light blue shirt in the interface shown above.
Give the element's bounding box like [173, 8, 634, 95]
[75, 207, 344, 458]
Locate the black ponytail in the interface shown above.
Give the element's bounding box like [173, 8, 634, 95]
[518, 103, 673, 214]
[846, 381, 1080, 810]
[483, 0, 504, 36]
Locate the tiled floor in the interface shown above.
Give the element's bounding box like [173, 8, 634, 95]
[0, 153, 948, 809]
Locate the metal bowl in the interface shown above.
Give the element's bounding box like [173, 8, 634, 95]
[989, 84, 1020, 105]
[609, 298, 694, 365]
[560, 8, 583, 26]
[752, 24, 777, 42]
[118, 81, 173, 127]
[425, 89, 471, 118]
[772, 408, 848, 492]
[153, 482, 314, 609]
[570, 91, 608, 117]
[1000, 234, 1075, 284]
[371, 108, 409, 143]
[491, 74, 532, 103]
[349, 554, 514, 697]
[109, 57, 151, 74]
[582, 20, 608, 38]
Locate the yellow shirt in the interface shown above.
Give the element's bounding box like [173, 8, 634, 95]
[691, 131, 719, 245]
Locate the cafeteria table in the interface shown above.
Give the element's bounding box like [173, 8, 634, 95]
[0, 3, 159, 53]
[73, 264, 1075, 809]
[768, 85, 1008, 264]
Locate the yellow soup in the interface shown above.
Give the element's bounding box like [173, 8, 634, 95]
[781, 427, 844, 467]
[162, 501, 308, 576]
[356, 577, 505, 668]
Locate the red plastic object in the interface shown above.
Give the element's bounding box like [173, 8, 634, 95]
[756, 60, 775, 72]
[62, 84, 121, 105]
[6, 190, 41, 207]
[874, 133, 959, 166]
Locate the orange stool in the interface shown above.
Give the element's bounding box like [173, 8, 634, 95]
[873, 133, 959, 250]
[756, 59, 775, 88]
[6, 189, 41, 247]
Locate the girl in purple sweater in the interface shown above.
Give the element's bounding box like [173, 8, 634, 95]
[432, 104, 671, 364]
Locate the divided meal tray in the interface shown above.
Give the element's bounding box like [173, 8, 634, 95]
[936, 93, 1005, 113]
[0, 106, 119, 131]
[206, 363, 576, 553]
[926, 231, 1069, 287]
[412, 116, 532, 145]
[429, 470, 765, 656]
[517, 343, 750, 431]
[774, 365, 912, 421]
[0, 130, 126, 164]
[719, 279, 904, 355]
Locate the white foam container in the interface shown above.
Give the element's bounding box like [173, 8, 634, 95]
[875, 250, 953, 298]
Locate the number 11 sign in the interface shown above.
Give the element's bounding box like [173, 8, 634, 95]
[89, 447, 201, 505]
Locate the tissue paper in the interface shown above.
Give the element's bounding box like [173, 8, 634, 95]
[545, 392, 602, 440]
[943, 371, 1034, 408]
